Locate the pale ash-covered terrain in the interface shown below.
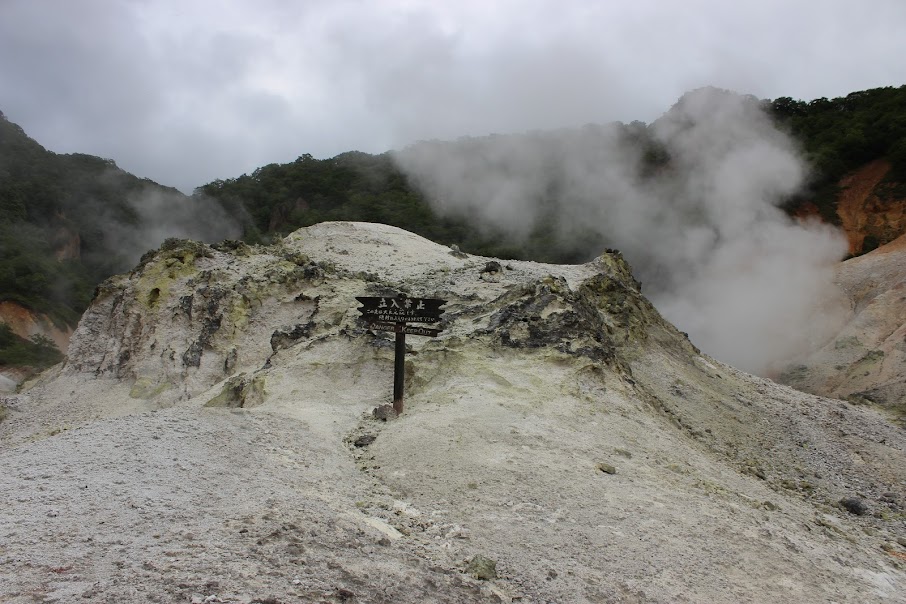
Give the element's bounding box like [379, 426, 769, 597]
[0, 222, 904, 603]
[781, 230, 906, 427]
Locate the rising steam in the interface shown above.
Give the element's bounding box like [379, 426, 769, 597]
[86, 180, 242, 273]
[393, 88, 848, 375]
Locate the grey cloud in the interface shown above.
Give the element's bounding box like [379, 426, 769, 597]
[2, 0, 905, 193]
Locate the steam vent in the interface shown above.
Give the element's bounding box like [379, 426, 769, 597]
[1, 222, 904, 603]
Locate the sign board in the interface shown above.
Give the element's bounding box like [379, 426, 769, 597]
[357, 294, 448, 415]
[367, 321, 442, 337]
[356, 296, 445, 324]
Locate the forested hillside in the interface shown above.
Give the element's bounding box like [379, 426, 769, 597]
[202, 85, 906, 257]
[198, 142, 647, 264]
[0, 112, 146, 327]
[200, 152, 525, 256]
[771, 86, 906, 234]
[0, 111, 234, 368]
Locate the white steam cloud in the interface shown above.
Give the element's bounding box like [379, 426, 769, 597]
[84, 178, 242, 272]
[393, 88, 848, 375]
[125, 189, 242, 260]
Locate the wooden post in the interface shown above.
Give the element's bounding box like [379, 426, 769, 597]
[393, 328, 406, 414]
[356, 296, 447, 416]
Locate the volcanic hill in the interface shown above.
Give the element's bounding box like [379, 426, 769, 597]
[0, 222, 904, 603]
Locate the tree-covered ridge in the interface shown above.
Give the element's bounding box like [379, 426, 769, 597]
[198, 122, 665, 264]
[0, 111, 228, 330]
[1, 113, 135, 327]
[201, 86, 906, 262]
[769, 85, 906, 222]
[199, 151, 568, 261]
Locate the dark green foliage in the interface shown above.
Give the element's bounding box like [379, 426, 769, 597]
[0, 323, 63, 368]
[198, 151, 516, 258]
[0, 225, 94, 327]
[198, 124, 662, 263]
[861, 234, 882, 254]
[769, 86, 906, 216]
[0, 111, 186, 327]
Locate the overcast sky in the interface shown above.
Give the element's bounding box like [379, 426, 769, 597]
[1, 0, 905, 193]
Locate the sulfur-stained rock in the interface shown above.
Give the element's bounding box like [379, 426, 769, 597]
[204, 373, 266, 408]
[466, 555, 498, 580]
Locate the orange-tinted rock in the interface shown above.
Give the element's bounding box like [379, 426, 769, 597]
[52, 226, 81, 261]
[836, 159, 906, 255]
[0, 301, 71, 352]
[790, 200, 821, 222]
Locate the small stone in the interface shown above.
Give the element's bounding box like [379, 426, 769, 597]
[480, 261, 503, 282]
[481, 261, 502, 274]
[353, 434, 376, 447]
[596, 463, 617, 475]
[898, 537, 906, 548]
[839, 497, 868, 516]
[747, 466, 767, 480]
[466, 555, 497, 580]
[449, 244, 468, 259]
[372, 405, 397, 421]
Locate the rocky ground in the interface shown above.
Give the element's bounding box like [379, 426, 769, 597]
[780, 231, 906, 426]
[1, 222, 904, 603]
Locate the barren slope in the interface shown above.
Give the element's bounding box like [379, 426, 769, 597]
[1, 222, 904, 603]
[781, 231, 906, 426]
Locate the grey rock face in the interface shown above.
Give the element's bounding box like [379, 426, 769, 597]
[65, 238, 322, 404]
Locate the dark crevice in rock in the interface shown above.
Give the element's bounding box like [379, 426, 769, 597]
[178, 295, 193, 320]
[270, 322, 316, 352]
[182, 341, 203, 368]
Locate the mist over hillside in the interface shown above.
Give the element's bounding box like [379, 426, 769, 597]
[394, 88, 848, 374]
[2, 85, 906, 376]
[0, 111, 240, 320]
[200, 85, 906, 374]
